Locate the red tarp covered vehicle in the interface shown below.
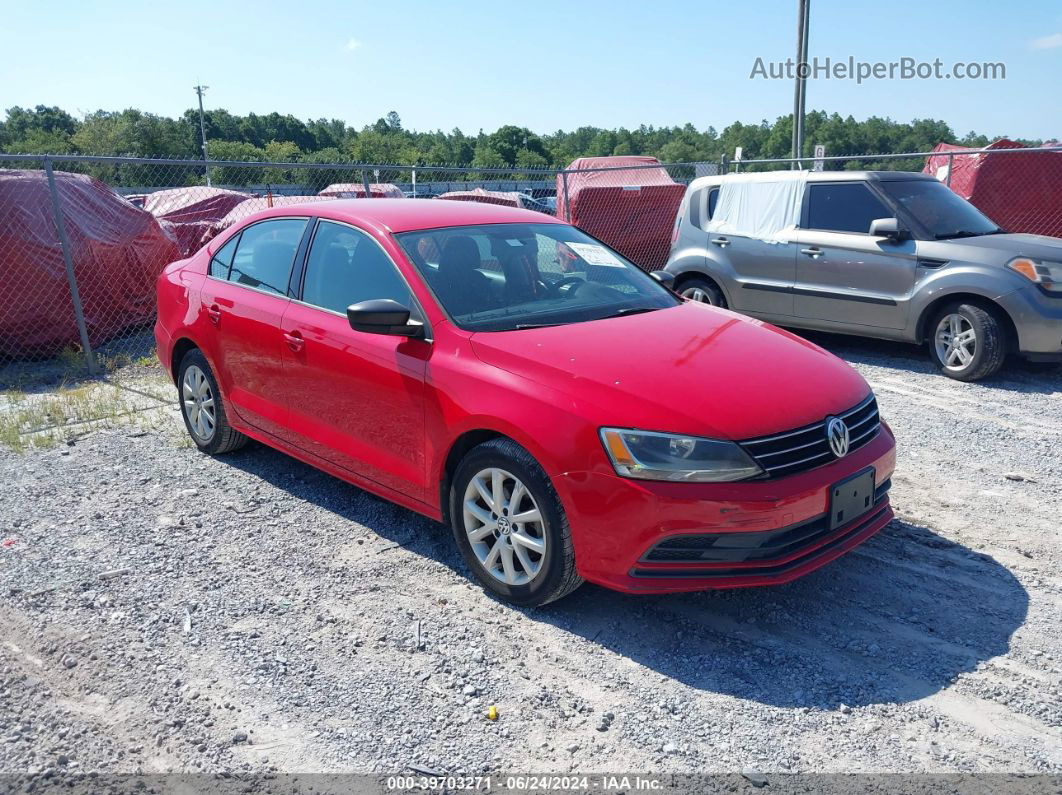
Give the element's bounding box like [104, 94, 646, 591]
[143, 186, 251, 257]
[204, 195, 336, 245]
[318, 183, 404, 198]
[436, 188, 530, 208]
[923, 139, 1062, 238]
[556, 155, 686, 270]
[0, 170, 181, 358]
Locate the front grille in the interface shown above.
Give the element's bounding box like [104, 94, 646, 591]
[739, 394, 880, 479]
[641, 479, 890, 564]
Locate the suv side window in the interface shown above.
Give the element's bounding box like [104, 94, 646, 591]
[805, 183, 891, 234]
[688, 188, 703, 229]
[706, 188, 719, 221]
[208, 234, 240, 279]
[228, 218, 308, 296]
[301, 220, 412, 314]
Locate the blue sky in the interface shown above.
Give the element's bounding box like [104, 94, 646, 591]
[2, 0, 1061, 140]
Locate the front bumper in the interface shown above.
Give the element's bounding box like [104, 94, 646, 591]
[559, 425, 896, 594]
[998, 286, 1062, 358]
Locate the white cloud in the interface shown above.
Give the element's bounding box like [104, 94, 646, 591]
[345, 38, 362, 51]
[1030, 32, 1062, 49]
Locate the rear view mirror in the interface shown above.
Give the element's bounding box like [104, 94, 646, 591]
[347, 299, 424, 338]
[651, 271, 676, 289]
[869, 217, 910, 241]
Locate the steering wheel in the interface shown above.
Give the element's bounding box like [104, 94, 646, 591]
[543, 276, 586, 299]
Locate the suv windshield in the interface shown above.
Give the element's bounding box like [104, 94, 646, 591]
[878, 179, 1002, 239]
[396, 223, 679, 331]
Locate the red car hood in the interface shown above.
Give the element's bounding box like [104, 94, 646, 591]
[469, 302, 871, 440]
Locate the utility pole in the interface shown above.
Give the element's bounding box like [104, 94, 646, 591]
[194, 84, 212, 186]
[791, 0, 810, 165]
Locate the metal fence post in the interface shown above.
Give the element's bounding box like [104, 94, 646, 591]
[44, 157, 98, 375]
[561, 170, 570, 220]
[946, 152, 954, 186]
[361, 168, 371, 198]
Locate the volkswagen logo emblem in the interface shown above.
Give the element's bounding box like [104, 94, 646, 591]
[826, 417, 850, 458]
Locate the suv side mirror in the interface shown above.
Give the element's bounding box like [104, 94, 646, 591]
[869, 217, 910, 241]
[651, 271, 676, 289]
[347, 299, 425, 338]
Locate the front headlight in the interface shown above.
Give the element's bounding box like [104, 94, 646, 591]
[1007, 257, 1062, 293]
[599, 427, 763, 482]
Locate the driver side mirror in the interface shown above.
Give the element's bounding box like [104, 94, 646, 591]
[869, 217, 910, 242]
[651, 271, 676, 289]
[347, 299, 425, 338]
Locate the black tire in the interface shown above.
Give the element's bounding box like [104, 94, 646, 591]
[678, 276, 727, 308]
[449, 438, 582, 607]
[927, 302, 1007, 382]
[177, 348, 248, 454]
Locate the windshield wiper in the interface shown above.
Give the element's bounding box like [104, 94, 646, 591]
[512, 321, 568, 330]
[934, 229, 1003, 240]
[596, 306, 662, 320]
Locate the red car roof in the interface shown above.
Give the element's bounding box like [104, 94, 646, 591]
[243, 197, 562, 234]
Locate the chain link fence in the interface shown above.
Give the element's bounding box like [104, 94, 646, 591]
[1, 146, 1058, 384]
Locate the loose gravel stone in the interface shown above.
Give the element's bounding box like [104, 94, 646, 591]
[0, 349, 1059, 775]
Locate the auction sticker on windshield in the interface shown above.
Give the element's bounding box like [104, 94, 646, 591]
[567, 242, 624, 267]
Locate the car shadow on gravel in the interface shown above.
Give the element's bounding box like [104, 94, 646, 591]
[546, 518, 1029, 710]
[793, 329, 1061, 395]
[221, 445, 1028, 712]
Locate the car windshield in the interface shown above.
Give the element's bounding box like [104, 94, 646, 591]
[878, 179, 1002, 239]
[396, 222, 679, 331]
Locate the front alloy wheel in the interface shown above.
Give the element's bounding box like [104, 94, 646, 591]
[928, 303, 1006, 381]
[450, 438, 582, 606]
[462, 467, 546, 586]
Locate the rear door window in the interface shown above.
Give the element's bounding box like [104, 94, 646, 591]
[707, 188, 720, 221]
[228, 218, 308, 296]
[805, 183, 891, 234]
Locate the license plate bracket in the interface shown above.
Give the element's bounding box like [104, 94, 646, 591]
[828, 468, 876, 530]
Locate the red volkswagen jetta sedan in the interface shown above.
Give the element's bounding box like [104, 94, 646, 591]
[156, 200, 896, 606]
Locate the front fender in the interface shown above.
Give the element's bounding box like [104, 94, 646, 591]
[910, 264, 1025, 341]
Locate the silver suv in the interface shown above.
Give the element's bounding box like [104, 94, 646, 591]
[665, 171, 1062, 381]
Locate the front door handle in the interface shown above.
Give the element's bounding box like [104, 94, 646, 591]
[800, 247, 823, 257]
[206, 304, 221, 325]
[710, 236, 730, 247]
[283, 330, 304, 352]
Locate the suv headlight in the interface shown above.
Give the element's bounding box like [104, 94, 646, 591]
[599, 428, 763, 482]
[1007, 257, 1062, 293]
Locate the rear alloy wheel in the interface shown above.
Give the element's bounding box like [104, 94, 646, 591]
[928, 303, 1006, 382]
[450, 438, 582, 606]
[177, 349, 248, 454]
[679, 277, 726, 308]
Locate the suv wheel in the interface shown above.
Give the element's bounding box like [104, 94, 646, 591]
[177, 349, 248, 454]
[679, 277, 727, 308]
[450, 438, 582, 606]
[928, 303, 1007, 382]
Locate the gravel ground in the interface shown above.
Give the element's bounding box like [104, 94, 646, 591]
[1, 337, 1060, 780]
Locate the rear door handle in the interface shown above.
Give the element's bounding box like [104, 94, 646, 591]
[710, 236, 730, 246]
[800, 247, 823, 257]
[206, 304, 221, 325]
[283, 330, 304, 352]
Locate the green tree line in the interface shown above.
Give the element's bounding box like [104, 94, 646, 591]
[0, 104, 1040, 186]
